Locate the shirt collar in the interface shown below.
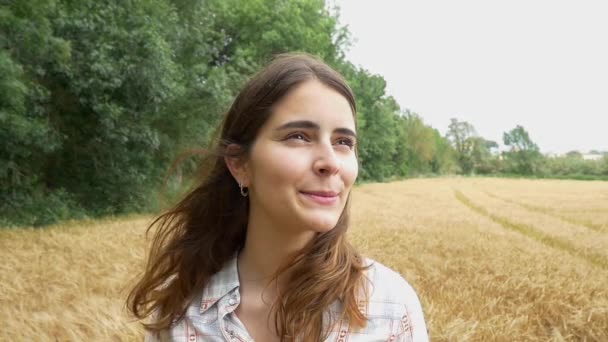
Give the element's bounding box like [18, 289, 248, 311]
[199, 254, 240, 314]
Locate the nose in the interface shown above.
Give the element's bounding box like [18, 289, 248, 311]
[313, 143, 340, 176]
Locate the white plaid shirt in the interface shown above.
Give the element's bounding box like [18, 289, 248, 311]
[146, 256, 429, 342]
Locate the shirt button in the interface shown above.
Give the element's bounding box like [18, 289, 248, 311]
[228, 298, 236, 305]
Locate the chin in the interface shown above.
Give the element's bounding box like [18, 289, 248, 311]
[305, 215, 340, 233]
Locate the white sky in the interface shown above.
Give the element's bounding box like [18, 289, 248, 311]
[333, 0, 607, 154]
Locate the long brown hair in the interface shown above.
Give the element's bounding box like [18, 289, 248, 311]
[127, 53, 369, 340]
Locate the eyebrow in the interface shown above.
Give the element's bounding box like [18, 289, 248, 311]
[275, 120, 357, 138]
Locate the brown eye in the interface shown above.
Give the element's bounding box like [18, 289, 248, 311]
[286, 132, 309, 142]
[335, 138, 356, 149]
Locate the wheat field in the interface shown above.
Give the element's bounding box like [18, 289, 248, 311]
[1, 177, 607, 341]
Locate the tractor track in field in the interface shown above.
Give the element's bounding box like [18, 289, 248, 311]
[454, 189, 607, 270]
[482, 191, 606, 233]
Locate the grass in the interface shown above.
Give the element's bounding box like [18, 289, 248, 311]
[1, 177, 607, 341]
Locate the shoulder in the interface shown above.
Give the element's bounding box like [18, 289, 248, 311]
[363, 257, 420, 305]
[361, 258, 430, 341]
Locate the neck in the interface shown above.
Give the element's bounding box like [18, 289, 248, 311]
[237, 213, 315, 289]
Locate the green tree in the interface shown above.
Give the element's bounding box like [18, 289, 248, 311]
[356, 77, 401, 180]
[430, 129, 457, 174]
[1, 0, 75, 225]
[399, 112, 437, 174]
[565, 150, 582, 159]
[502, 125, 543, 174]
[470, 138, 499, 174]
[446, 118, 477, 174]
[1, 0, 416, 226]
[602, 156, 608, 176]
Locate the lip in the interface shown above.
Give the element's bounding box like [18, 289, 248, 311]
[300, 190, 340, 205]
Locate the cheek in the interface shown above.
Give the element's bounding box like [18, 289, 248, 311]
[342, 156, 359, 187]
[252, 147, 308, 186]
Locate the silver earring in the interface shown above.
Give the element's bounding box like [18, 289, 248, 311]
[239, 182, 248, 197]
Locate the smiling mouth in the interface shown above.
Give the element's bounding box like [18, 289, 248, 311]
[299, 191, 339, 205]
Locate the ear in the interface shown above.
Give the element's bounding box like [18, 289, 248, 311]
[224, 144, 250, 186]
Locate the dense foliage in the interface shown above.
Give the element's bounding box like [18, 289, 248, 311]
[1, 0, 454, 226]
[2, 0, 605, 227]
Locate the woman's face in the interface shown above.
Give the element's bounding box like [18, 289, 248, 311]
[242, 79, 358, 235]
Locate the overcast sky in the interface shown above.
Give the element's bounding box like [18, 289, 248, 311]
[333, 0, 607, 154]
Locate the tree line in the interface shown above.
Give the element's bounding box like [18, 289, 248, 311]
[2, 0, 606, 227]
[445, 119, 608, 178]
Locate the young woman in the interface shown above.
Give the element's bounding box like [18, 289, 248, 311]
[128, 53, 428, 341]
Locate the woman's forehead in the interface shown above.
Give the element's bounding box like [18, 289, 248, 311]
[266, 80, 356, 130]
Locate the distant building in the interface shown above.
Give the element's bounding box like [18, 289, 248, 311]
[582, 153, 603, 161]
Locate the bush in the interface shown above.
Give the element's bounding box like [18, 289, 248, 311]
[0, 188, 85, 227]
